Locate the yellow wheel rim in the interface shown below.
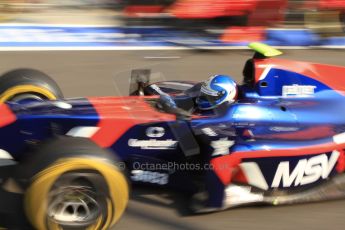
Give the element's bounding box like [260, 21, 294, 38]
[25, 158, 129, 230]
[0, 85, 57, 103]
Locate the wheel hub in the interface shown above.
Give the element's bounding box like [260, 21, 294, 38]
[48, 186, 100, 225]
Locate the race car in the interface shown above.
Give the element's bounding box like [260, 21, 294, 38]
[1, 43, 345, 229]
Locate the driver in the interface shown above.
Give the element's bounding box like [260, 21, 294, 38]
[195, 75, 238, 110]
[193, 75, 239, 212]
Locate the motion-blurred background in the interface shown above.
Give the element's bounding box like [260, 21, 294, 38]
[0, 1, 345, 230]
[0, 0, 344, 47]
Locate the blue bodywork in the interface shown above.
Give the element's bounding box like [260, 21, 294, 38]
[1, 58, 345, 209]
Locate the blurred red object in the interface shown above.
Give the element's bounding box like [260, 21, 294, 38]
[319, 0, 345, 9]
[303, 0, 345, 10]
[247, 0, 287, 26]
[124, 6, 165, 17]
[123, 0, 174, 17]
[168, 0, 287, 26]
[220, 26, 266, 43]
[168, 0, 257, 18]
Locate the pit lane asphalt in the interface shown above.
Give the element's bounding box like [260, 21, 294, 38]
[1, 48, 345, 230]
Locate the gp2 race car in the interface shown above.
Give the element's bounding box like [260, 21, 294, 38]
[1, 43, 345, 229]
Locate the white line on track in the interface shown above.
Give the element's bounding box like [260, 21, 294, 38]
[144, 56, 181, 59]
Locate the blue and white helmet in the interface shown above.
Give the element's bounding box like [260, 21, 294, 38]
[196, 75, 238, 110]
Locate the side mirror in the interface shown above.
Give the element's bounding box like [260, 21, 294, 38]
[129, 69, 151, 96]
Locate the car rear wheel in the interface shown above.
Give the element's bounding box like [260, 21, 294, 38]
[0, 68, 63, 103]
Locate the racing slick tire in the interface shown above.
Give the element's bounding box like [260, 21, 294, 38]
[0, 68, 63, 103]
[20, 137, 129, 230]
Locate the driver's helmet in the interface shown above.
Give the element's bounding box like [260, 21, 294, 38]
[196, 75, 238, 110]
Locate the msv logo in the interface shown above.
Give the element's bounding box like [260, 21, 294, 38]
[271, 151, 339, 188]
